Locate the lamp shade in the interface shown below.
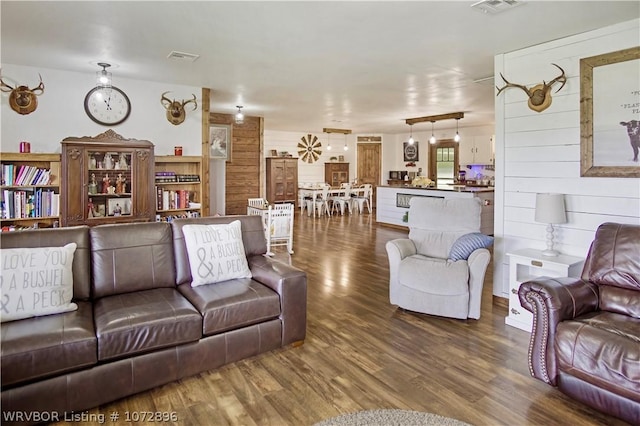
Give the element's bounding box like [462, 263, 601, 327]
[534, 193, 567, 224]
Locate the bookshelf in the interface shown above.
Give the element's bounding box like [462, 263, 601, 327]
[0, 153, 62, 231]
[154, 155, 203, 221]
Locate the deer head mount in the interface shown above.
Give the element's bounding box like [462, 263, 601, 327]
[496, 63, 567, 112]
[0, 73, 45, 115]
[160, 92, 197, 125]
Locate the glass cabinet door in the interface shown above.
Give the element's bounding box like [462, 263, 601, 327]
[86, 151, 132, 220]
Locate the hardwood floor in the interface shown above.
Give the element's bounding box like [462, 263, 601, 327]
[55, 212, 627, 426]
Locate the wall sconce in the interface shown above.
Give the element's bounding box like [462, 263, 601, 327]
[408, 124, 415, 145]
[235, 105, 244, 124]
[343, 133, 348, 151]
[454, 118, 461, 142]
[326, 132, 332, 151]
[96, 63, 112, 89]
[429, 121, 436, 144]
[534, 193, 567, 257]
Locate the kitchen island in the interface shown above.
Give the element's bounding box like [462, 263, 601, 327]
[376, 185, 494, 235]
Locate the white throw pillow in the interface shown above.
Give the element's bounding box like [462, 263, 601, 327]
[182, 221, 252, 287]
[0, 243, 78, 323]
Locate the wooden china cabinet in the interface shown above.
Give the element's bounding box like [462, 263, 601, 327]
[61, 130, 155, 226]
[325, 162, 349, 187]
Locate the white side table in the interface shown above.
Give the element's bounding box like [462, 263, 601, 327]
[505, 248, 585, 332]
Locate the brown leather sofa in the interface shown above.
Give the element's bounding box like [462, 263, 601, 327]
[1, 215, 307, 424]
[518, 222, 639, 425]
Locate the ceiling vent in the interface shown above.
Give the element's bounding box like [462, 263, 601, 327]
[167, 51, 200, 62]
[471, 0, 524, 15]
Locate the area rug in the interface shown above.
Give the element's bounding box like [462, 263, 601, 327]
[314, 409, 473, 426]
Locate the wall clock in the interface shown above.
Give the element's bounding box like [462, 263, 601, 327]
[84, 86, 131, 126]
[297, 134, 322, 163]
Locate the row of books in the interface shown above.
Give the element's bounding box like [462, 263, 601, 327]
[1, 189, 60, 219]
[154, 171, 200, 183]
[156, 187, 198, 211]
[1, 164, 52, 186]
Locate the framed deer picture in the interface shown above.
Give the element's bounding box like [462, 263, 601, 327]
[580, 46, 640, 177]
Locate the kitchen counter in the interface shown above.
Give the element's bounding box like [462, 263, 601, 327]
[379, 184, 495, 193]
[376, 185, 494, 234]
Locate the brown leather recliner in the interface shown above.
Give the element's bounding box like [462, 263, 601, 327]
[518, 222, 639, 425]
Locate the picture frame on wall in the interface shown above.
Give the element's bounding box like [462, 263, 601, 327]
[403, 141, 419, 162]
[580, 46, 640, 177]
[210, 124, 232, 161]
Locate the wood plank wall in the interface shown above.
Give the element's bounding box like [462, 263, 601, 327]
[209, 112, 263, 214]
[201, 89, 211, 216]
[492, 19, 640, 298]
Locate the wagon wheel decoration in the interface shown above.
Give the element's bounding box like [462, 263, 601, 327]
[297, 134, 322, 163]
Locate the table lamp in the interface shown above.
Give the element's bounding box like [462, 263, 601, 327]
[535, 193, 567, 257]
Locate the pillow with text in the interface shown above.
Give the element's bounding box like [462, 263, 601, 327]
[1, 243, 78, 322]
[182, 220, 252, 286]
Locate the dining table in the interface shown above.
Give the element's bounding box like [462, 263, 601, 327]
[298, 185, 366, 217]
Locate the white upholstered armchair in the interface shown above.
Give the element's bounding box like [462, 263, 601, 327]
[386, 197, 492, 319]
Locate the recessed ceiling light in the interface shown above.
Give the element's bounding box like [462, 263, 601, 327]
[167, 51, 200, 62]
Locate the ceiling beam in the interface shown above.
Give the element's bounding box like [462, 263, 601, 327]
[322, 127, 352, 134]
[405, 112, 464, 126]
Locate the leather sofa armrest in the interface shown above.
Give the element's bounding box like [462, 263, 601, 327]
[518, 277, 599, 385]
[248, 255, 307, 346]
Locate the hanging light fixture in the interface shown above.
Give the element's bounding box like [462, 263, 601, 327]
[96, 63, 112, 89]
[429, 121, 436, 144]
[235, 106, 244, 124]
[408, 124, 415, 145]
[323, 127, 351, 151]
[406, 112, 464, 144]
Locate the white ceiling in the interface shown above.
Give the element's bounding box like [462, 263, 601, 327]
[1, 1, 638, 134]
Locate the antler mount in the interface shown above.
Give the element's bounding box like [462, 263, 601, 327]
[0, 73, 45, 115]
[496, 64, 567, 113]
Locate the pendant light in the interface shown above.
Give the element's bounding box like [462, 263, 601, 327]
[235, 106, 244, 124]
[343, 133, 348, 151]
[96, 63, 112, 89]
[327, 132, 332, 151]
[408, 124, 415, 145]
[429, 121, 436, 144]
[454, 118, 461, 142]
